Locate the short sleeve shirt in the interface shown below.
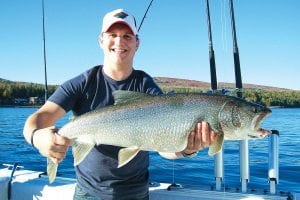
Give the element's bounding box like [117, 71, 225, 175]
[48, 65, 163, 199]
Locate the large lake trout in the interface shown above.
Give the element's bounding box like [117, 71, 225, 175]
[47, 90, 271, 183]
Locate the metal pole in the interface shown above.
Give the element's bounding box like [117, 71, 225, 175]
[228, 0, 248, 192]
[214, 152, 224, 191]
[7, 163, 19, 200]
[205, 0, 224, 191]
[269, 130, 279, 194]
[239, 140, 249, 193]
[42, 0, 48, 101]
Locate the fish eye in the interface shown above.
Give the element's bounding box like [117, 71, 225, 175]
[244, 105, 257, 114]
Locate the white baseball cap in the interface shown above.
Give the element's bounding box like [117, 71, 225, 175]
[101, 9, 138, 35]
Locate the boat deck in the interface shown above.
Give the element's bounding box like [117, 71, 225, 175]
[0, 168, 297, 200]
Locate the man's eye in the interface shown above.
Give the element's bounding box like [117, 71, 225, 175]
[109, 33, 117, 38]
[123, 34, 133, 40]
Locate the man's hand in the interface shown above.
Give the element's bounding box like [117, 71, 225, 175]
[182, 121, 217, 155]
[33, 126, 70, 164]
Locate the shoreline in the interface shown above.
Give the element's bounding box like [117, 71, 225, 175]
[0, 105, 41, 108]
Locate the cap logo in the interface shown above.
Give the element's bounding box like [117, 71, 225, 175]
[114, 12, 128, 19]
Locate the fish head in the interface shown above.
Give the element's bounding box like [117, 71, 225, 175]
[219, 97, 272, 140]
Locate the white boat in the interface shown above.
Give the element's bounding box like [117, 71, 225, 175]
[1, 132, 299, 200]
[0, 164, 298, 200]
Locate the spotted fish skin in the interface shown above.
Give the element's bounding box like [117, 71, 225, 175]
[47, 90, 271, 183]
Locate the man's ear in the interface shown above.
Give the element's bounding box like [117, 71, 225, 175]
[98, 34, 104, 48]
[136, 38, 140, 51]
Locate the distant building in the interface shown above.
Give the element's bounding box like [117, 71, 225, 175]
[14, 97, 44, 105]
[14, 98, 28, 104]
[29, 97, 39, 104]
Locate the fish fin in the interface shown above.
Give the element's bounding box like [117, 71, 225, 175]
[72, 140, 94, 166]
[118, 146, 140, 168]
[208, 133, 224, 156]
[47, 158, 58, 184]
[112, 90, 150, 105]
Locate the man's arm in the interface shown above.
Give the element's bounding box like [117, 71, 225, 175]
[23, 101, 70, 164]
[159, 122, 216, 159]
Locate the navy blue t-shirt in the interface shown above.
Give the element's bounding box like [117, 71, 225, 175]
[48, 65, 163, 199]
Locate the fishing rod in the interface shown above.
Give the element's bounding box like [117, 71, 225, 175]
[229, 0, 248, 193]
[206, 0, 224, 191]
[42, 0, 48, 101]
[229, 0, 242, 98]
[138, 0, 154, 32]
[206, 0, 218, 91]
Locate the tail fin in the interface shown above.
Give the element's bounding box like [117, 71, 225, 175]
[47, 158, 58, 183]
[46, 141, 93, 183]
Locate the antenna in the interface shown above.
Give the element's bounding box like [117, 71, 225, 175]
[42, 0, 48, 101]
[138, 0, 154, 32]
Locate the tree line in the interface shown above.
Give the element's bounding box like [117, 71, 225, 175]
[0, 81, 56, 105]
[159, 86, 300, 108]
[0, 81, 299, 107]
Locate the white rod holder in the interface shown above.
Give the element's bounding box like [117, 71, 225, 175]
[269, 130, 279, 194]
[240, 139, 249, 193]
[214, 148, 224, 191]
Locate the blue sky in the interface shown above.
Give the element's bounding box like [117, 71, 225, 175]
[1, 0, 299, 90]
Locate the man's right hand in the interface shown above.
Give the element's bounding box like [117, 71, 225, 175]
[33, 126, 70, 164]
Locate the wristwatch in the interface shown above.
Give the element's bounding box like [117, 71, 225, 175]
[181, 150, 198, 158]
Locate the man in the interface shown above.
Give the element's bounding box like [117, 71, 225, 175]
[23, 9, 216, 200]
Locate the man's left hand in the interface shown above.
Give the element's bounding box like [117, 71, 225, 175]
[182, 121, 217, 155]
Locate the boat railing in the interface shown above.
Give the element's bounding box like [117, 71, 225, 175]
[213, 129, 280, 194]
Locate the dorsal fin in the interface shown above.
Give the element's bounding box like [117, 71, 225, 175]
[112, 90, 150, 105]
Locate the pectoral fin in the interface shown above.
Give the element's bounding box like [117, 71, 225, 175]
[72, 141, 94, 166]
[208, 133, 224, 156]
[47, 158, 58, 184]
[118, 146, 140, 168]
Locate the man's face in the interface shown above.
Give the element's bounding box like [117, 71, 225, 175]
[99, 23, 139, 66]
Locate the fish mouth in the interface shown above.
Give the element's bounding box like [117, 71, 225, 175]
[251, 111, 272, 138]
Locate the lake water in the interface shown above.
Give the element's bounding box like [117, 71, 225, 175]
[0, 107, 299, 195]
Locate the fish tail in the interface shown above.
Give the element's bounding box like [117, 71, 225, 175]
[47, 158, 58, 184]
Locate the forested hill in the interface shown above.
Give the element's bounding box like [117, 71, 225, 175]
[154, 77, 293, 91]
[0, 77, 294, 91]
[0, 77, 299, 107]
[0, 78, 12, 83]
